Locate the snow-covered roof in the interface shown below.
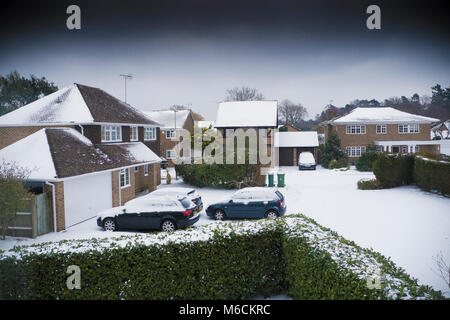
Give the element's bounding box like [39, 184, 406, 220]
[0, 84, 158, 126]
[195, 120, 214, 128]
[0, 128, 161, 180]
[144, 109, 191, 129]
[274, 131, 319, 147]
[0, 129, 57, 180]
[330, 107, 440, 124]
[214, 101, 278, 128]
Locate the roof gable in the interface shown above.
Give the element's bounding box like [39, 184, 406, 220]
[0, 85, 94, 125]
[144, 109, 191, 129]
[214, 101, 278, 128]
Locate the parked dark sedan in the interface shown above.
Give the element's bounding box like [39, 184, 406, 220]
[206, 187, 286, 220]
[97, 195, 199, 232]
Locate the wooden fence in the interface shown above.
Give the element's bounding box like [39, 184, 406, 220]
[2, 192, 53, 238]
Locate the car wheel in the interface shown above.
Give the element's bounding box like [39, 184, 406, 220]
[214, 209, 226, 221]
[161, 219, 176, 232]
[265, 210, 278, 219]
[103, 218, 117, 231]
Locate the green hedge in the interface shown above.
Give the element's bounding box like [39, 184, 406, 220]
[372, 154, 415, 188]
[175, 162, 264, 189]
[414, 157, 450, 196]
[0, 216, 445, 300]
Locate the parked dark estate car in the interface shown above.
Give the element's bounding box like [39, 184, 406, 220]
[97, 195, 199, 232]
[206, 187, 286, 220]
[149, 187, 203, 212]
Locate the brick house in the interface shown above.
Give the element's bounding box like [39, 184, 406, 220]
[321, 107, 441, 161]
[144, 109, 195, 166]
[214, 101, 278, 167]
[0, 83, 162, 233]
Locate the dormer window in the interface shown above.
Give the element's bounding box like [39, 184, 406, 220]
[101, 125, 122, 142]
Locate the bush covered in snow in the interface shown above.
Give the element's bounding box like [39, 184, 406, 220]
[0, 216, 445, 300]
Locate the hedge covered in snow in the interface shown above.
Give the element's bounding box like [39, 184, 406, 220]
[0, 215, 445, 300]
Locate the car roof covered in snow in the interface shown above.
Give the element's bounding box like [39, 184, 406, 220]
[328, 107, 440, 125]
[214, 101, 278, 128]
[151, 187, 196, 194]
[0, 84, 159, 126]
[0, 128, 161, 180]
[274, 131, 319, 147]
[143, 109, 192, 129]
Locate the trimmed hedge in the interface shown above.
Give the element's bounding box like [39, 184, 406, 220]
[0, 216, 445, 300]
[175, 162, 264, 189]
[357, 178, 382, 190]
[370, 153, 450, 196]
[372, 154, 415, 188]
[414, 157, 450, 196]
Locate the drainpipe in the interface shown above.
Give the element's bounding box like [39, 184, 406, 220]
[118, 172, 122, 206]
[45, 181, 58, 232]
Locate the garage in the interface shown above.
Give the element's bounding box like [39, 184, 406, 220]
[274, 131, 319, 166]
[64, 172, 113, 228]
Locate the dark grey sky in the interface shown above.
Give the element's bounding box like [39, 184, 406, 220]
[1, 0, 449, 120]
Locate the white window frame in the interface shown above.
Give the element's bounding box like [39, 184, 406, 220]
[144, 164, 149, 176]
[346, 125, 366, 134]
[398, 124, 420, 134]
[144, 127, 156, 141]
[376, 124, 387, 134]
[346, 146, 366, 157]
[401, 145, 408, 153]
[130, 126, 139, 141]
[166, 129, 175, 139]
[166, 150, 176, 159]
[119, 168, 131, 188]
[101, 125, 122, 142]
[134, 166, 139, 173]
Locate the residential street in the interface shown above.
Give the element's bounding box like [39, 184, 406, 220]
[1, 166, 449, 296]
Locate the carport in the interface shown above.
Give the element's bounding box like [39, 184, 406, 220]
[274, 131, 319, 166]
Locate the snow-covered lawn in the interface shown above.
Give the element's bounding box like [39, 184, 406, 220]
[1, 166, 449, 296]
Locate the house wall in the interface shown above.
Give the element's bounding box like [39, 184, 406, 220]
[218, 127, 275, 165]
[134, 163, 161, 193]
[160, 113, 195, 166]
[140, 126, 161, 155]
[112, 170, 136, 207]
[326, 123, 433, 160]
[0, 125, 75, 150]
[53, 181, 66, 232]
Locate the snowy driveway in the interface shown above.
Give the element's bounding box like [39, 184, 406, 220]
[1, 166, 449, 296]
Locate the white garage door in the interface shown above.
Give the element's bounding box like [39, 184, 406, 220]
[64, 172, 112, 228]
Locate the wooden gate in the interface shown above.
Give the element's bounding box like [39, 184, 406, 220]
[3, 192, 53, 238]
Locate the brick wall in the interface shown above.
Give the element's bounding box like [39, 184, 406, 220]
[112, 169, 136, 207]
[54, 181, 66, 232]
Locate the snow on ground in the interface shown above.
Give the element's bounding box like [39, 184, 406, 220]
[1, 166, 449, 296]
